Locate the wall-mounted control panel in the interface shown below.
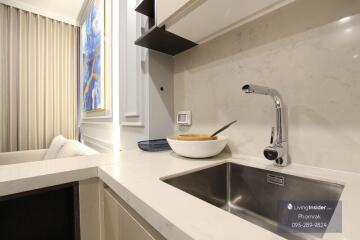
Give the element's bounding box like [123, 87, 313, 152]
[177, 111, 191, 126]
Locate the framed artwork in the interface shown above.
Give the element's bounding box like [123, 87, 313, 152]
[81, 0, 105, 112]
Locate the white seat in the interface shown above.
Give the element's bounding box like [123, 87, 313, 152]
[0, 135, 98, 165]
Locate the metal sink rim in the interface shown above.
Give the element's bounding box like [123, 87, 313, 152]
[161, 161, 344, 240]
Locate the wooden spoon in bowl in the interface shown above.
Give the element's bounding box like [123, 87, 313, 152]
[210, 120, 237, 137]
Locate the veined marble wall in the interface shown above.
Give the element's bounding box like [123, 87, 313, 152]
[174, 0, 360, 173]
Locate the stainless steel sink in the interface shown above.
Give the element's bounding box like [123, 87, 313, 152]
[163, 163, 343, 240]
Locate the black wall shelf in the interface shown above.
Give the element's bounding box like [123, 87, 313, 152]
[135, 0, 155, 18]
[135, 0, 197, 56]
[135, 26, 197, 56]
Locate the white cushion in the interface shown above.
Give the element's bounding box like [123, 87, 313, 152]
[43, 135, 68, 160]
[55, 140, 98, 159]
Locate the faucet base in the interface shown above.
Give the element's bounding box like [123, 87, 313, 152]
[264, 142, 289, 167]
[274, 158, 288, 167]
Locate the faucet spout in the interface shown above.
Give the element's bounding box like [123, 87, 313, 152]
[242, 84, 289, 166]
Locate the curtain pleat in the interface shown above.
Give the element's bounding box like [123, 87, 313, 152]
[0, 6, 9, 152]
[9, 7, 19, 151]
[0, 4, 79, 152]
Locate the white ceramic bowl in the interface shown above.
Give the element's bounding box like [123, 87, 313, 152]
[167, 136, 227, 158]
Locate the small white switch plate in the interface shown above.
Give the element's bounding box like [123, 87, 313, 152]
[177, 111, 191, 126]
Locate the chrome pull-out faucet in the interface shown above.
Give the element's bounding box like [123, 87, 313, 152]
[242, 84, 289, 167]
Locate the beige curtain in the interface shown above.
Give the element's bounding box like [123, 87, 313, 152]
[0, 4, 79, 152]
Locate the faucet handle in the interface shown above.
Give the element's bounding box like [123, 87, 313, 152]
[270, 127, 275, 144]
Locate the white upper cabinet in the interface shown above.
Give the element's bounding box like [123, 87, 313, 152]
[157, 0, 293, 43]
[156, 0, 195, 26]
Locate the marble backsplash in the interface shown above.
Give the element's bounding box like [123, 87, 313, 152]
[174, 0, 360, 173]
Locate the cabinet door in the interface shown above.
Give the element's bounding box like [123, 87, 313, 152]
[118, 204, 155, 240]
[104, 188, 164, 240]
[79, 179, 102, 240]
[104, 189, 121, 240]
[165, 0, 290, 43]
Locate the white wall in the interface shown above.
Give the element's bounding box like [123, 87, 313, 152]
[148, 51, 174, 140]
[174, 0, 360, 173]
[81, 0, 174, 151]
[119, 48, 174, 150]
[117, 0, 174, 150]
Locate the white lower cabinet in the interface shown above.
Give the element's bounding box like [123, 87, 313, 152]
[103, 188, 165, 240]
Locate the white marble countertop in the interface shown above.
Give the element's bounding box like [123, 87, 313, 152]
[0, 150, 359, 240]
